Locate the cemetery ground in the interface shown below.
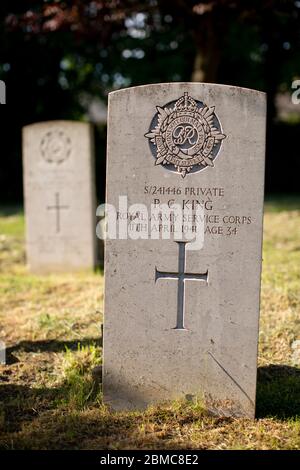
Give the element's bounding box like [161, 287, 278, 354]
[0, 198, 300, 450]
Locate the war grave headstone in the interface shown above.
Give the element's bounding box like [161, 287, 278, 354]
[103, 83, 266, 418]
[23, 121, 97, 273]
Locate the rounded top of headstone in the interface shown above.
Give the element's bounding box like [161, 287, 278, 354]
[108, 82, 266, 98]
[22, 120, 92, 131]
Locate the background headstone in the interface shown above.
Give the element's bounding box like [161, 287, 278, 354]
[0, 80, 6, 104]
[23, 121, 97, 273]
[103, 83, 266, 418]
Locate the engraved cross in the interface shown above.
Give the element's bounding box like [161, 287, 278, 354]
[155, 241, 208, 330]
[47, 192, 69, 233]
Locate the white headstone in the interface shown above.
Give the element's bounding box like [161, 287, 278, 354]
[23, 121, 97, 273]
[103, 83, 266, 418]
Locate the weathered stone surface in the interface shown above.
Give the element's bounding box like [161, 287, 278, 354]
[103, 83, 266, 417]
[23, 121, 97, 273]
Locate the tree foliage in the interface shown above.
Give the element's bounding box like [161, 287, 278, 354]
[0, 1, 300, 200]
[1, 1, 299, 114]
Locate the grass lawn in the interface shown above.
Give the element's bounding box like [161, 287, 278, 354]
[0, 197, 300, 450]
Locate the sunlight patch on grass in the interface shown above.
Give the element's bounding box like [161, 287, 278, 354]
[59, 344, 102, 410]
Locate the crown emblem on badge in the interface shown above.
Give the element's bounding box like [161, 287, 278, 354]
[145, 92, 226, 177]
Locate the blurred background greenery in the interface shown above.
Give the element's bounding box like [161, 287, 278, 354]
[0, 0, 300, 202]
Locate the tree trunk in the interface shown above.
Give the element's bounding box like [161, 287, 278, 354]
[191, 13, 221, 83]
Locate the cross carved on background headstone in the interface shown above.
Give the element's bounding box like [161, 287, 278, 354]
[47, 192, 69, 233]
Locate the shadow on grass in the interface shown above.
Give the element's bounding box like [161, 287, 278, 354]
[6, 337, 102, 356]
[256, 365, 300, 419]
[0, 380, 139, 450]
[0, 383, 61, 433]
[0, 381, 215, 450]
[1, 362, 300, 449]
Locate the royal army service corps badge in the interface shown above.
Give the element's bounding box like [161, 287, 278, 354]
[40, 129, 72, 165]
[145, 92, 226, 177]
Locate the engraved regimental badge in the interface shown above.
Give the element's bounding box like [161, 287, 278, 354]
[40, 129, 72, 164]
[145, 92, 226, 177]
